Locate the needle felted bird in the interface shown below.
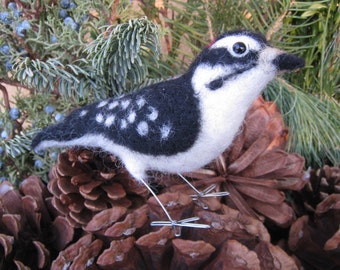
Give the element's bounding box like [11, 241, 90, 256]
[32, 30, 304, 235]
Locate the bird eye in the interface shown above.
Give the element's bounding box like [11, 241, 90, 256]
[232, 42, 247, 56]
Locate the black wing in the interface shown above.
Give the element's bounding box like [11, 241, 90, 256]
[32, 75, 201, 156]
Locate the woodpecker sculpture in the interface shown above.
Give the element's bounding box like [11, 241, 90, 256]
[32, 30, 304, 235]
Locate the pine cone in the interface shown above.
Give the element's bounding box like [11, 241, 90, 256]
[288, 194, 340, 269]
[285, 165, 340, 269]
[47, 148, 150, 237]
[0, 176, 74, 269]
[51, 204, 296, 269]
[299, 165, 340, 212]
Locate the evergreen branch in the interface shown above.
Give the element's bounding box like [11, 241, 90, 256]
[3, 129, 34, 159]
[85, 17, 160, 96]
[265, 79, 340, 167]
[11, 57, 97, 97]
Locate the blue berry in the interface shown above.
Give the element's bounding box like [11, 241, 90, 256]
[68, 2, 77, 9]
[0, 161, 3, 169]
[0, 12, 12, 24]
[4, 60, 12, 71]
[64, 16, 75, 26]
[16, 26, 25, 37]
[44, 105, 55, 114]
[1, 130, 8, 140]
[7, 2, 18, 10]
[58, 9, 68, 19]
[61, 0, 71, 9]
[21, 20, 30, 29]
[55, 113, 65, 122]
[7, 2, 17, 10]
[16, 20, 31, 37]
[9, 108, 20, 120]
[0, 44, 10, 55]
[34, 159, 44, 169]
[50, 35, 58, 43]
[63, 16, 79, 30]
[0, 146, 4, 155]
[34, 148, 45, 156]
[50, 152, 58, 161]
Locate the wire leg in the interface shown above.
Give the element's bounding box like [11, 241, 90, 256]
[138, 178, 210, 237]
[177, 173, 229, 209]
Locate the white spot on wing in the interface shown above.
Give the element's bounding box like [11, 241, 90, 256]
[96, 113, 104, 123]
[127, 111, 136, 123]
[160, 123, 172, 140]
[121, 100, 130, 110]
[97, 100, 108, 108]
[147, 106, 158, 121]
[137, 121, 149, 136]
[105, 115, 115, 127]
[136, 97, 146, 109]
[108, 101, 119, 110]
[120, 119, 127, 129]
[79, 110, 88, 117]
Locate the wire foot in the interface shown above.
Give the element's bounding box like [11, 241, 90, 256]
[139, 177, 210, 237]
[151, 217, 210, 237]
[178, 173, 229, 209]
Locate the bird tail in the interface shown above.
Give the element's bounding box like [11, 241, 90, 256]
[31, 122, 78, 153]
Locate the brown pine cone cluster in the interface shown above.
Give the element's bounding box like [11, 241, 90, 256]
[287, 165, 340, 269]
[288, 194, 340, 270]
[0, 176, 73, 269]
[301, 165, 340, 210]
[1, 97, 339, 269]
[47, 148, 149, 236]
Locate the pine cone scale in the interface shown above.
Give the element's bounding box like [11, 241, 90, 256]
[0, 233, 14, 257]
[234, 184, 285, 204]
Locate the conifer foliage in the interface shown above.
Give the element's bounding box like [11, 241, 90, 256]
[0, 1, 161, 182]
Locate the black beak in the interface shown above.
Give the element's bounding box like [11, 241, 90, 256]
[273, 53, 305, 71]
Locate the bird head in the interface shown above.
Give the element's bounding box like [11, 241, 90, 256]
[189, 30, 304, 100]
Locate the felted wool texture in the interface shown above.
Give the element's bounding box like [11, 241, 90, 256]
[32, 77, 201, 157]
[32, 30, 304, 181]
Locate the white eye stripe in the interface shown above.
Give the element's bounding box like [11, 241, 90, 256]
[210, 35, 262, 53]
